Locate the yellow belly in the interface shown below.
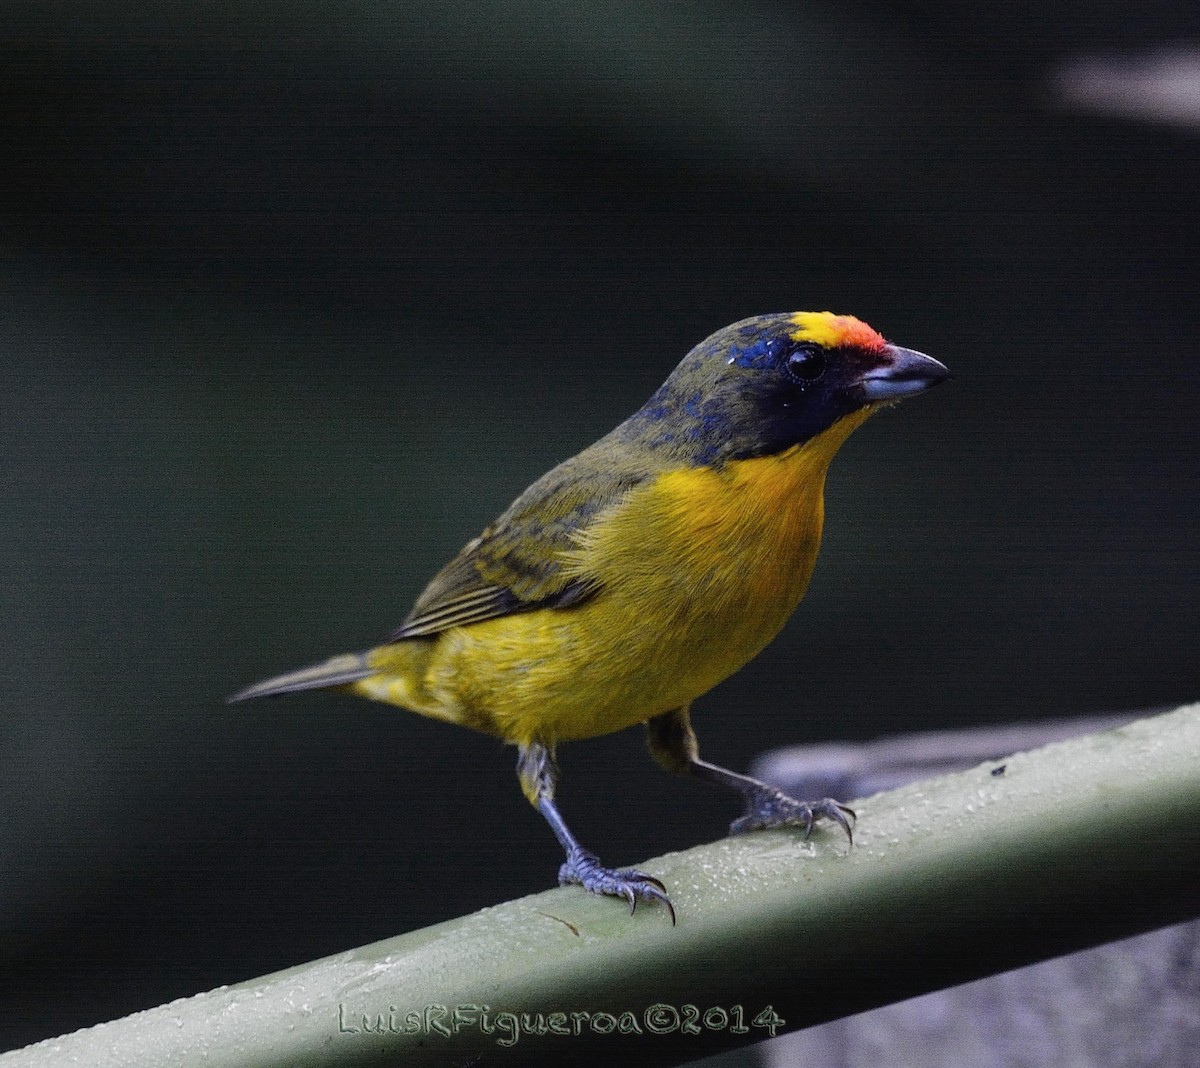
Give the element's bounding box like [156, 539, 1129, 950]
[357, 410, 870, 746]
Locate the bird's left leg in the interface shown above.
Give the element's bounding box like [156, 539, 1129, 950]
[645, 706, 855, 842]
[516, 741, 676, 922]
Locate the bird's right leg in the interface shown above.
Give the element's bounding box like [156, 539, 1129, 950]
[645, 706, 855, 842]
[516, 741, 675, 923]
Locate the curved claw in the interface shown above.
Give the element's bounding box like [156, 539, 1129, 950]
[621, 878, 676, 926]
[825, 801, 856, 845]
[637, 873, 669, 894]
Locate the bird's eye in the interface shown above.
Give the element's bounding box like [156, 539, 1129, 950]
[786, 346, 826, 382]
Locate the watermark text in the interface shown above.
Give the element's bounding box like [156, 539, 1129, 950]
[338, 1002, 785, 1047]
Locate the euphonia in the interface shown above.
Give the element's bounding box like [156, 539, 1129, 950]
[231, 311, 948, 922]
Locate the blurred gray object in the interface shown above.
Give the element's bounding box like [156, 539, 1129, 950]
[750, 711, 1200, 1068]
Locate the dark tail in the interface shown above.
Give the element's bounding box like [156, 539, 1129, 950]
[228, 652, 373, 703]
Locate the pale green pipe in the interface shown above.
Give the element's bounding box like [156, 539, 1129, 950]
[6, 703, 1199, 1067]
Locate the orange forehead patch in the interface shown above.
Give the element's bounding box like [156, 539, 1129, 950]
[789, 311, 887, 352]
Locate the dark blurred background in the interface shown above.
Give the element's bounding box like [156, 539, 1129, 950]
[2, 0, 1198, 1055]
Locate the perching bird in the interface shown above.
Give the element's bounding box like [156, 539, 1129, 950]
[231, 311, 948, 922]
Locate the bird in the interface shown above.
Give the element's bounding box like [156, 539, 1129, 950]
[230, 311, 948, 923]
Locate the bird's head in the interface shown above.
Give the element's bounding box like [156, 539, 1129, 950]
[620, 311, 949, 465]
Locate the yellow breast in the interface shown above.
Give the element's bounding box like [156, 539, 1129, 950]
[577, 414, 867, 685]
[372, 408, 874, 746]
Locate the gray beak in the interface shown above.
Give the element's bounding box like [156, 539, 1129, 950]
[859, 345, 950, 402]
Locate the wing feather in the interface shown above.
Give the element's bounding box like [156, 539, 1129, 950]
[389, 452, 649, 641]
